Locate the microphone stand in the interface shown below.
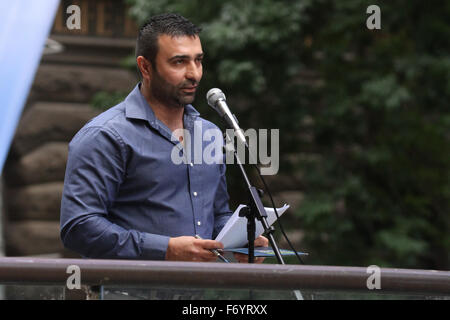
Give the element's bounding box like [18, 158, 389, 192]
[208, 88, 303, 299]
[226, 132, 284, 265]
[226, 132, 304, 301]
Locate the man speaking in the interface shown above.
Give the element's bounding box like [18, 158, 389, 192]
[60, 13, 267, 261]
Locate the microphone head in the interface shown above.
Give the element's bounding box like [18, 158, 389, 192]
[206, 88, 226, 110]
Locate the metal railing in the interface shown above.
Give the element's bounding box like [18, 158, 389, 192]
[0, 257, 449, 299]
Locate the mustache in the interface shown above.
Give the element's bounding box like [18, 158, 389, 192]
[179, 80, 199, 89]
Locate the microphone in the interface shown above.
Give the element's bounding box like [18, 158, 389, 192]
[206, 88, 247, 147]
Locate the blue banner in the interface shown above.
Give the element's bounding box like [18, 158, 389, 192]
[0, 0, 59, 173]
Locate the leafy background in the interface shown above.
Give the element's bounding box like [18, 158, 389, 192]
[94, 0, 449, 269]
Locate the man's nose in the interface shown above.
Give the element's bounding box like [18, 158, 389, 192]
[186, 61, 202, 82]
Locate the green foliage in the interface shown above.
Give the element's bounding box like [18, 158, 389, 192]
[125, 0, 450, 269]
[91, 91, 128, 111]
[297, 0, 450, 269]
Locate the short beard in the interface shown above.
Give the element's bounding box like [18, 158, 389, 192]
[149, 66, 198, 109]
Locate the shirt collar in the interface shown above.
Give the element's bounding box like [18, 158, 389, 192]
[125, 83, 201, 126]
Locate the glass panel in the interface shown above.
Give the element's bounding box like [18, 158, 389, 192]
[100, 286, 298, 300]
[300, 290, 450, 300]
[0, 284, 448, 300]
[99, 286, 450, 300]
[0, 284, 64, 300]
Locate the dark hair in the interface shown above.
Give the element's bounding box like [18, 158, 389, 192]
[136, 13, 202, 67]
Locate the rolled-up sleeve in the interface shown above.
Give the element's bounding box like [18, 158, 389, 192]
[60, 126, 169, 260]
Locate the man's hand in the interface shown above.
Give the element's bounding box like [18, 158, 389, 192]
[233, 235, 269, 263]
[165, 236, 224, 262]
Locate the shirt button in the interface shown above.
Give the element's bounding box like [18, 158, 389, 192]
[193, 192, 198, 197]
[197, 221, 201, 226]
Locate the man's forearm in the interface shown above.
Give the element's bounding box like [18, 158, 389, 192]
[61, 214, 170, 260]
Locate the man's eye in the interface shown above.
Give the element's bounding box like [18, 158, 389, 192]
[175, 59, 184, 65]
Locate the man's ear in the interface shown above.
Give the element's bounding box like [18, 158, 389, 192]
[136, 56, 152, 80]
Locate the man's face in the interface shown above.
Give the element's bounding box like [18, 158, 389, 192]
[149, 34, 203, 108]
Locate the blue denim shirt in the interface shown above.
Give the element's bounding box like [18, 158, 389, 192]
[60, 84, 232, 260]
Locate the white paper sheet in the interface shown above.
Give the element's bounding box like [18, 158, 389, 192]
[215, 204, 290, 248]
